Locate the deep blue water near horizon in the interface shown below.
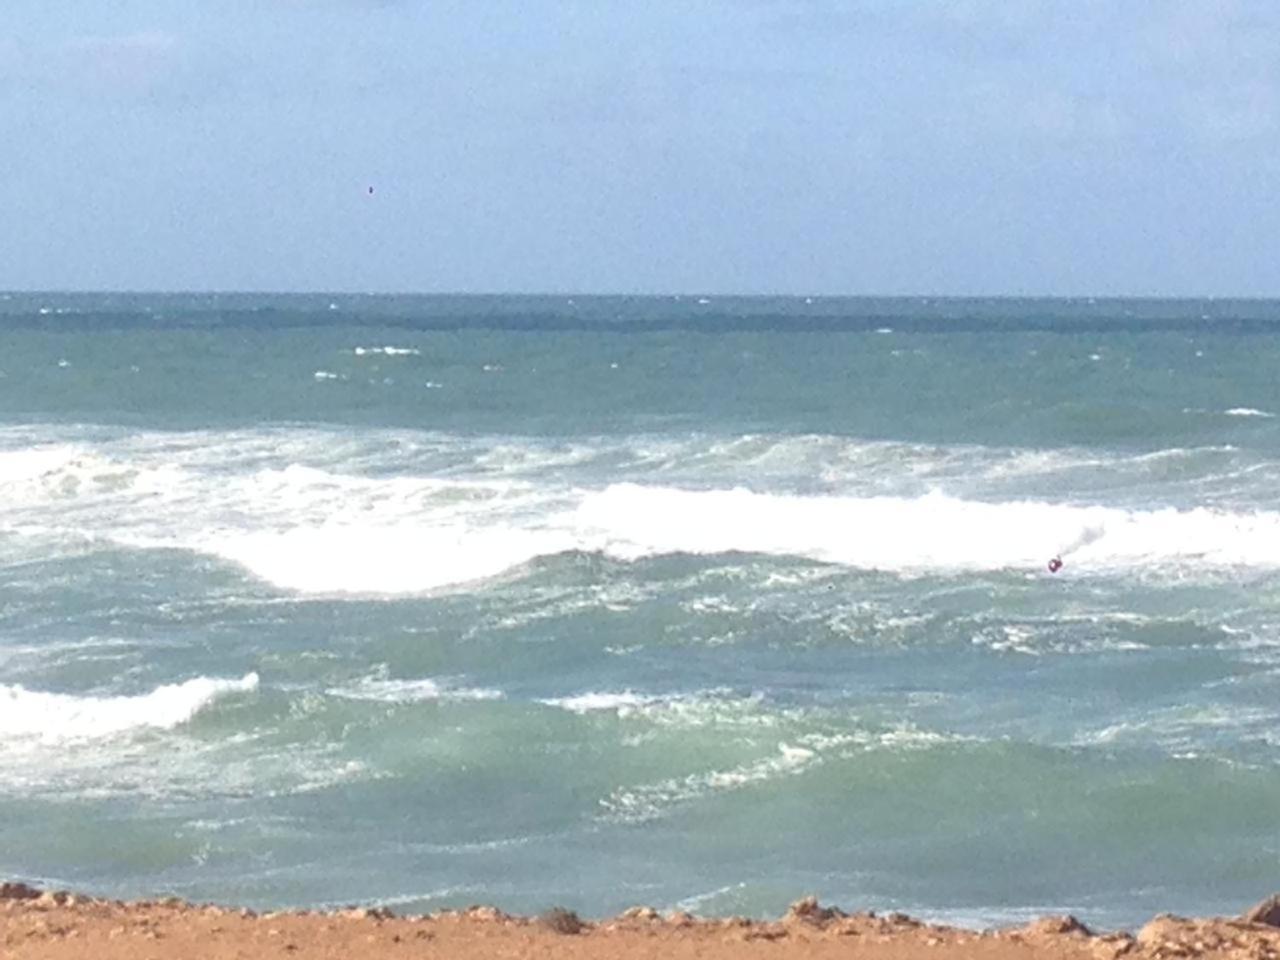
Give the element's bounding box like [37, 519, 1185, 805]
[2, 293, 1280, 930]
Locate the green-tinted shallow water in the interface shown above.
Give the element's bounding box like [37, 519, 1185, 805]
[2, 294, 1280, 929]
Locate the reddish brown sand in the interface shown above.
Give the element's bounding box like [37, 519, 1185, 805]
[4, 883, 1280, 960]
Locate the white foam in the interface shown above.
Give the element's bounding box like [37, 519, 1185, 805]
[576, 483, 1280, 574]
[1076, 705, 1277, 753]
[599, 742, 817, 823]
[542, 689, 779, 730]
[204, 524, 576, 594]
[328, 676, 502, 703]
[1224, 407, 1274, 418]
[353, 346, 420, 356]
[540, 691, 657, 713]
[0, 673, 258, 745]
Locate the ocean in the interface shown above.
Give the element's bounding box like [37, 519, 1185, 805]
[2, 293, 1279, 930]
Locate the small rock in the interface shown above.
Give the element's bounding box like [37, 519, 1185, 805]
[539, 907, 584, 935]
[1026, 915, 1093, 938]
[786, 896, 847, 925]
[1093, 934, 1137, 959]
[620, 906, 660, 921]
[1243, 895, 1280, 928]
[1139, 915, 1189, 949]
[464, 906, 507, 922]
[338, 906, 393, 921]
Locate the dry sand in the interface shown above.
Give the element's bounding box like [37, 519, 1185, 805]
[4, 883, 1280, 960]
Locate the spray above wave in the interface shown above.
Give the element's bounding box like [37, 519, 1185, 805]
[0, 673, 258, 745]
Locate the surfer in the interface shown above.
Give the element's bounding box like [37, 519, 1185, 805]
[1047, 556, 1063, 574]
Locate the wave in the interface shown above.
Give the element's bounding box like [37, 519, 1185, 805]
[19, 479, 1280, 596]
[576, 483, 1280, 574]
[599, 742, 818, 823]
[1, 424, 1253, 500]
[597, 724, 969, 823]
[6, 427, 1280, 595]
[0, 673, 258, 745]
[203, 525, 577, 594]
[146, 484, 1280, 595]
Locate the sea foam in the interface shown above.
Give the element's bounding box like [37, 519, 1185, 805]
[0, 673, 259, 744]
[1224, 407, 1275, 418]
[328, 676, 503, 703]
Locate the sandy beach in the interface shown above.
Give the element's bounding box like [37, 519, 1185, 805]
[4, 883, 1280, 960]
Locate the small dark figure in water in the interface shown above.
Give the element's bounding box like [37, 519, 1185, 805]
[1047, 556, 1063, 573]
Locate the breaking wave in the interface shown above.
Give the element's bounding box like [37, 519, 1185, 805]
[0, 673, 259, 745]
[576, 484, 1280, 575]
[4, 427, 1280, 596]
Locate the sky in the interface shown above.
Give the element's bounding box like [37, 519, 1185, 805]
[2, 1, 1279, 295]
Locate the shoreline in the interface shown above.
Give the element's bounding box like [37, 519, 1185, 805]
[4, 883, 1279, 959]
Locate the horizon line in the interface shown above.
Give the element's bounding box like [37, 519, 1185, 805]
[4, 288, 1280, 301]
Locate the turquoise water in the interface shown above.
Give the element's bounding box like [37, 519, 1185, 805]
[2, 293, 1280, 929]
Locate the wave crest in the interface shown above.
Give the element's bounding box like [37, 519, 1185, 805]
[0, 673, 259, 745]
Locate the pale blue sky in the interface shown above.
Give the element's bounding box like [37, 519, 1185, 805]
[2, 1, 1279, 294]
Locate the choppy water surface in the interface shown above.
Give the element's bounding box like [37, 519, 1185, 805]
[2, 294, 1280, 929]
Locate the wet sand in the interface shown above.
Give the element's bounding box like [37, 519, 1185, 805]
[4, 883, 1279, 960]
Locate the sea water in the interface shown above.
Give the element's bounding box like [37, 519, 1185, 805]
[2, 293, 1279, 929]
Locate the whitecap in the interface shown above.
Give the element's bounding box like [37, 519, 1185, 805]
[598, 742, 817, 823]
[539, 691, 658, 714]
[353, 346, 420, 357]
[0, 673, 258, 745]
[1224, 407, 1274, 418]
[328, 676, 502, 703]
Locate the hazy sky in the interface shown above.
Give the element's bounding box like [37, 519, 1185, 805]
[3, 1, 1279, 295]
